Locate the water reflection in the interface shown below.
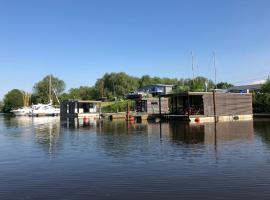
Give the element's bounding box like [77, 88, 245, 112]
[167, 121, 254, 144]
[1, 116, 61, 154]
[1, 115, 255, 156]
[34, 119, 61, 155]
[2, 115, 270, 200]
[253, 119, 270, 145]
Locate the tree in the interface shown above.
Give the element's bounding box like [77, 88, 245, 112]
[217, 82, 234, 89]
[189, 77, 215, 92]
[0, 101, 3, 112]
[261, 79, 270, 93]
[95, 72, 139, 100]
[253, 93, 270, 113]
[68, 86, 97, 100]
[33, 75, 66, 104]
[252, 79, 270, 113]
[2, 89, 24, 113]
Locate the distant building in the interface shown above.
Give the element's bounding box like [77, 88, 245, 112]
[138, 84, 174, 95]
[227, 84, 262, 93]
[127, 84, 175, 99]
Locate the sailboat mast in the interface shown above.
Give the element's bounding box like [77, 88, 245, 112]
[49, 75, 52, 104]
[213, 52, 217, 88]
[191, 51, 195, 80]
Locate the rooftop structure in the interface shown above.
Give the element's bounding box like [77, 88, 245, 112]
[227, 84, 262, 93]
[127, 84, 175, 99]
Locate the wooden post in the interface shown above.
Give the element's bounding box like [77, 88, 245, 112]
[187, 92, 190, 117]
[126, 100, 130, 121]
[175, 96, 177, 114]
[159, 96, 162, 118]
[76, 102, 79, 115]
[99, 102, 101, 119]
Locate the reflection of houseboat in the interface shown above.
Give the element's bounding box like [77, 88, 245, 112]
[167, 121, 254, 144]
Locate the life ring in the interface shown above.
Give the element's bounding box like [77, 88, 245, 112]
[83, 116, 89, 124]
[194, 117, 200, 123]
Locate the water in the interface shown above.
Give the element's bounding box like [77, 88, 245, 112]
[1, 116, 270, 200]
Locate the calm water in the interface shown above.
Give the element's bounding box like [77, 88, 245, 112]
[1, 116, 270, 200]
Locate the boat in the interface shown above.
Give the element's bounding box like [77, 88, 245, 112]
[11, 107, 31, 116]
[29, 76, 60, 117]
[29, 102, 60, 117]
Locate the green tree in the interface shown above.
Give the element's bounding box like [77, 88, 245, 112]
[253, 93, 270, 113]
[216, 82, 234, 89]
[139, 75, 154, 87]
[252, 80, 270, 113]
[261, 79, 270, 93]
[0, 101, 3, 112]
[2, 89, 24, 113]
[189, 77, 215, 92]
[68, 86, 97, 100]
[95, 72, 139, 100]
[33, 75, 66, 104]
[138, 75, 178, 87]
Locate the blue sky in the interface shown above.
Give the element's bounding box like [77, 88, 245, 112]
[1, 0, 270, 99]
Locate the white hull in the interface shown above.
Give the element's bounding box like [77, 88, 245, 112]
[29, 104, 60, 117]
[11, 107, 31, 116]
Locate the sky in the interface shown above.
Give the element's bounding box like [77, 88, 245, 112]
[1, 0, 270, 99]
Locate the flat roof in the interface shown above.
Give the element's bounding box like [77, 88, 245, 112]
[228, 84, 262, 91]
[161, 91, 252, 97]
[64, 100, 101, 103]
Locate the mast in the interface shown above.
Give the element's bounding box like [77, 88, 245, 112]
[49, 75, 52, 104]
[191, 51, 195, 81]
[213, 51, 217, 88]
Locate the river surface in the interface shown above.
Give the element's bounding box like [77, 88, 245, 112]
[1, 116, 270, 200]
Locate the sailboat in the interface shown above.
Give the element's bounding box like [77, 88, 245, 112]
[29, 76, 60, 117]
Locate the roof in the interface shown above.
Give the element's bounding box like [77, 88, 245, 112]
[140, 84, 175, 88]
[64, 100, 101, 103]
[228, 84, 262, 91]
[161, 91, 252, 97]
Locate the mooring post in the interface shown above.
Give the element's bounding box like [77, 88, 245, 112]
[187, 92, 190, 117]
[126, 100, 130, 121]
[159, 96, 162, 118]
[99, 102, 101, 119]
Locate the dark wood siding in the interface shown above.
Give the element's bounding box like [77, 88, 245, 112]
[203, 93, 252, 116]
[146, 98, 169, 114]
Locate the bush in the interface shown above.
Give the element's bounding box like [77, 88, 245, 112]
[253, 93, 270, 113]
[2, 89, 24, 113]
[101, 100, 135, 113]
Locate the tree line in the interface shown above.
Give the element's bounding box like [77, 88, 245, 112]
[253, 79, 270, 113]
[1, 72, 234, 113]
